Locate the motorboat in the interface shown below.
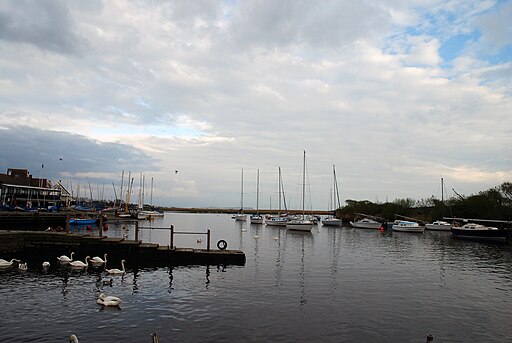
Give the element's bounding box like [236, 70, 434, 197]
[451, 223, 510, 242]
[350, 218, 381, 229]
[265, 216, 288, 226]
[392, 220, 425, 233]
[425, 220, 452, 231]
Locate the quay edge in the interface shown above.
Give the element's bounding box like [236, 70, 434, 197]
[0, 231, 246, 267]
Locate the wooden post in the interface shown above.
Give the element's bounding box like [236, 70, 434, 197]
[99, 216, 103, 237]
[170, 225, 174, 249]
[135, 221, 139, 241]
[207, 229, 211, 251]
[65, 214, 70, 233]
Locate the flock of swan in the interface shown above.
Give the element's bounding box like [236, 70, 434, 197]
[1, 253, 126, 275]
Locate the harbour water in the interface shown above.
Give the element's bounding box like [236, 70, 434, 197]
[1, 212, 511, 342]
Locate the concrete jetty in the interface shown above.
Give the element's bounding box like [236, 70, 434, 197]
[0, 231, 246, 267]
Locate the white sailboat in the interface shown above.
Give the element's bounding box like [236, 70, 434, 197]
[425, 178, 452, 231]
[143, 177, 164, 219]
[322, 165, 342, 227]
[287, 151, 313, 231]
[250, 169, 263, 224]
[234, 169, 247, 221]
[265, 167, 288, 226]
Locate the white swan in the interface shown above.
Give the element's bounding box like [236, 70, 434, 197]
[18, 262, 28, 271]
[90, 253, 107, 267]
[97, 292, 122, 306]
[57, 252, 74, 263]
[69, 256, 90, 269]
[0, 259, 20, 268]
[105, 259, 125, 275]
[69, 334, 79, 343]
[42, 261, 50, 268]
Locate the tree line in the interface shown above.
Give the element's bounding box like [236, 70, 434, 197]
[339, 182, 512, 223]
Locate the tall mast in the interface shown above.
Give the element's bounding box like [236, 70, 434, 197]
[256, 169, 260, 215]
[441, 177, 444, 203]
[302, 150, 306, 217]
[240, 169, 244, 212]
[333, 165, 341, 210]
[278, 167, 282, 214]
[150, 177, 154, 207]
[119, 170, 124, 208]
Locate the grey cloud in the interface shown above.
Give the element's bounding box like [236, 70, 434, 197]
[0, 0, 88, 55]
[230, 0, 391, 49]
[0, 125, 158, 183]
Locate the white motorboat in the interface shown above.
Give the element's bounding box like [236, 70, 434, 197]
[425, 220, 452, 231]
[265, 216, 288, 226]
[392, 220, 425, 233]
[350, 218, 382, 229]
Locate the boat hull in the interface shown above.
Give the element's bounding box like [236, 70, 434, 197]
[234, 214, 247, 221]
[287, 220, 313, 231]
[451, 228, 509, 241]
[350, 221, 381, 229]
[250, 216, 263, 224]
[322, 219, 342, 227]
[392, 225, 425, 233]
[425, 223, 452, 231]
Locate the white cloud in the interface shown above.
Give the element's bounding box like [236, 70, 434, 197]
[0, 1, 510, 208]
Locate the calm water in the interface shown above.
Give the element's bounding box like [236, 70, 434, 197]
[1, 213, 512, 342]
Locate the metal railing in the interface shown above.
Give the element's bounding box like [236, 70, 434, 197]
[138, 225, 212, 250]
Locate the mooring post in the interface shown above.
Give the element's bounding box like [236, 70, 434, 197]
[99, 216, 103, 237]
[207, 228, 211, 251]
[65, 213, 70, 233]
[170, 225, 174, 249]
[135, 221, 139, 241]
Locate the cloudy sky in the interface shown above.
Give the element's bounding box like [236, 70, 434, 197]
[0, 0, 511, 209]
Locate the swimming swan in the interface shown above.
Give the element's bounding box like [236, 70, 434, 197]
[90, 253, 107, 267]
[97, 293, 122, 306]
[0, 259, 20, 268]
[106, 259, 125, 275]
[42, 261, 50, 268]
[57, 252, 74, 263]
[18, 262, 28, 271]
[69, 256, 90, 269]
[69, 334, 79, 343]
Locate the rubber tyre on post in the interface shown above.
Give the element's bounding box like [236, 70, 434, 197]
[217, 239, 228, 250]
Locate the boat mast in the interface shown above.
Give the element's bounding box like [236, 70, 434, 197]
[256, 169, 260, 215]
[240, 169, 244, 213]
[278, 167, 282, 214]
[333, 165, 341, 211]
[441, 177, 444, 203]
[119, 170, 124, 208]
[302, 150, 306, 218]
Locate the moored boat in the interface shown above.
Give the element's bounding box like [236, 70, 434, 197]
[392, 220, 425, 233]
[451, 223, 510, 242]
[286, 151, 313, 232]
[350, 218, 382, 229]
[69, 218, 98, 225]
[322, 217, 342, 227]
[425, 220, 452, 231]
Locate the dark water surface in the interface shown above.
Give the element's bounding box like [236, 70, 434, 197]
[1, 213, 511, 342]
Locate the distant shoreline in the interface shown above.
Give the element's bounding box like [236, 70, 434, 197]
[162, 207, 333, 215]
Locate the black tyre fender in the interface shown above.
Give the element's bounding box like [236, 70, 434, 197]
[217, 239, 228, 250]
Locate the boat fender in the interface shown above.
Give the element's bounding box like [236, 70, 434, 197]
[217, 240, 228, 250]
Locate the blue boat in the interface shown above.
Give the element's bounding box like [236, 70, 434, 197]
[69, 218, 98, 225]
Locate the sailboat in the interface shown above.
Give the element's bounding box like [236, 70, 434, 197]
[234, 169, 247, 221]
[250, 169, 263, 224]
[143, 177, 164, 219]
[322, 165, 342, 227]
[265, 167, 288, 226]
[425, 177, 452, 231]
[287, 151, 313, 231]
